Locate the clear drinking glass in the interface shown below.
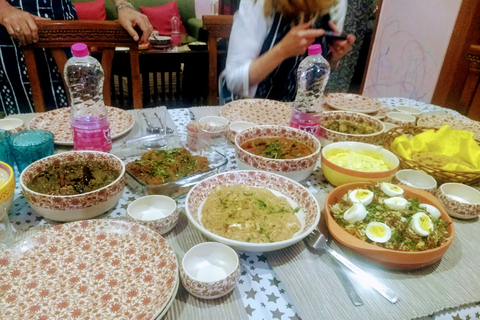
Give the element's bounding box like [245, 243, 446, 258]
[197, 116, 228, 154]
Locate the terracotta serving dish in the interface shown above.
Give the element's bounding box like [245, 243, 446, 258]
[235, 125, 321, 182]
[324, 182, 455, 270]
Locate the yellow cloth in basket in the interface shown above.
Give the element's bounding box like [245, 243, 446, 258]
[391, 125, 480, 172]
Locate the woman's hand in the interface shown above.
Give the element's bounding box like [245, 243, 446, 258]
[0, 4, 48, 45]
[328, 21, 355, 66]
[117, 6, 153, 45]
[277, 21, 325, 60]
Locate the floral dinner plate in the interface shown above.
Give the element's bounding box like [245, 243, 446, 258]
[417, 114, 480, 140]
[220, 99, 293, 126]
[0, 220, 178, 319]
[29, 107, 135, 145]
[325, 93, 384, 114]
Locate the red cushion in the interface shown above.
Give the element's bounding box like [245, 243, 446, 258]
[73, 0, 107, 20]
[140, 2, 187, 36]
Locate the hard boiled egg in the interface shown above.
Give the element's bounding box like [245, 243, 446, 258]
[365, 222, 392, 243]
[410, 212, 433, 237]
[348, 189, 374, 206]
[419, 203, 441, 219]
[384, 197, 408, 210]
[344, 203, 368, 224]
[380, 182, 404, 197]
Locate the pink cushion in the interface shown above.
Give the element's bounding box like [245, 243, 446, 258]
[73, 0, 107, 20]
[140, 2, 187, 35]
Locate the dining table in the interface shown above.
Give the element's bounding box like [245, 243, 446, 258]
[3, 97, 480, 320]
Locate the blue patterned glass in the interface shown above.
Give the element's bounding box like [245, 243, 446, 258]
[9, 130, 54, 173]
[0, 130, 14, 168]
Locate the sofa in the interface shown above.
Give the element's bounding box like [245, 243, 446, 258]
[71, 0, 205, 43]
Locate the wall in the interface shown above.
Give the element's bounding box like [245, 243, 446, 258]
[362, 0, 462, 102]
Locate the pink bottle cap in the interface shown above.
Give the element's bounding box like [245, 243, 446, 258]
[308, 44, 322, 56]
[71, 43, 89, 57]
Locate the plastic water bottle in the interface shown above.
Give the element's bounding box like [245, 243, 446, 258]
[64, 43, 112, 152]
[171, 16, 182, 48]
[290, 44, 331, 136]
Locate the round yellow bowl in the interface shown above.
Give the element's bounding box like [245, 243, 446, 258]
[0, 161, 15, 219]
[321, 141, 399, 186]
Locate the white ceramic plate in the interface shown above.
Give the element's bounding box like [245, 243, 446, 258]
[325, 93, 384, 114]
[29, 107, 135, 145]
[220, 99, 293, 126]
[185, 170, 321, 252]
[0, 220, 178, 319]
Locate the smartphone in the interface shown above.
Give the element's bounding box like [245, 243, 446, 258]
[324, 30, 348, 41]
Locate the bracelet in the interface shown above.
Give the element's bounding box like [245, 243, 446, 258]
[116, 2, 134, 12]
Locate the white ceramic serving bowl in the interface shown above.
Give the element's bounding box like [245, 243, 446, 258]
[180, 242, 240, 299]
[235, 125, 321, 182]
[0, 118, 26, 134]
[394, 105, 422, 117]
[227, 121, 257, 143]
[436, 183, 480, 219]
[0, 161, 15, 220]
[127, 195, 178, 234]
[20, 151, 125, 221]
[385, 112, 416, 126]
[321, 141, 400, 186]
[319, 111, 385, 147]
[185, 170, 321, 252]
[392, 169, 437, 194]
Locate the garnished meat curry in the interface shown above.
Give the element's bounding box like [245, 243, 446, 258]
[240, 137, 313, 159]
[126, 147, 209, 185]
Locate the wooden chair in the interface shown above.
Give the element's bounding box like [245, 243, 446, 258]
[459, 45, 480, 120]
[202, 15, 233, 105]
[22, 20, 142, 112]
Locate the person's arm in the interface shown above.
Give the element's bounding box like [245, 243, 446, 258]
[248, 21, 324, 86]
[113, 0, 153, 44]
[327, 20, 355, 68]
[0, 0, 48, 45]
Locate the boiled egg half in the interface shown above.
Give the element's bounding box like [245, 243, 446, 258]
[365, 222, 391, 243]
[384, 197, 408, 210]
[380, 182, 404, 197]
[410, 212, 433, 237]
[419, 203, 441, 219]
[344, 203, 368, 224]
[348, 189, 374, 206]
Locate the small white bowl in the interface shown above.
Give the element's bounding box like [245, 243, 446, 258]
[436, 183, 480, 219]
[394, 106, 422, 117]
[198, 116, 229, 127]
[382, 122, 398, 132]
[180, 242, 240, 299]
[385, 112, 416, 126]
[0, 118, 25, 134]
[227, 121, 256, 143]
[393, 169, 437, 194]
[127, 195, 178, 234]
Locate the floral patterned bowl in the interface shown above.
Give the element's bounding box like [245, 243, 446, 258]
[185, 170, 321, 252]
[127, 195, 178, 234]
[20, 151, 125, 221]
[180, 242, 240, 299]
[436, 183, 480, 219]
[235, 125, 321, 182]
[319, 111, 385, 147]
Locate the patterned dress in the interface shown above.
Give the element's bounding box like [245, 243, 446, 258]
[0, 0, 77, 115]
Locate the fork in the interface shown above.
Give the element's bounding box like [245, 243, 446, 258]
[304, 219, 399, 304]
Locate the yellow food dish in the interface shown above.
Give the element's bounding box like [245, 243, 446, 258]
[324, 148, 390, 172]
[201, 184, 301, 243]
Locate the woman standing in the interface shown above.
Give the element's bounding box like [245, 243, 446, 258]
[221, 0, 355, 103]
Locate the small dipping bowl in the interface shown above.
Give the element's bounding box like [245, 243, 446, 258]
[393, 169, 437, 194]
[436, 183, 480, 219]
[0, 118, 26, 134]
[180, 242, 240, 299]
[394, 106, 422, 118]
[227, 121, 257, 143]
[382, 122, 398, 132]
[127, 195, 178, 234]
[385, 112, 416, 126]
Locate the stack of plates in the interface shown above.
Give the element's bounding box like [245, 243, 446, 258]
[0, 220, 178, 319]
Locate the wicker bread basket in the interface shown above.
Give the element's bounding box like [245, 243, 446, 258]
[382, 126, 480, 185]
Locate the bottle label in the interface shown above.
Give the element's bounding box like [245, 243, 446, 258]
[73, 126, 112, 152]
[297, 124, 320, 135]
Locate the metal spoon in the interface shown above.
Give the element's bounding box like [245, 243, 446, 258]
[154, 111, 174, 134]
[141, 112, 162, 134]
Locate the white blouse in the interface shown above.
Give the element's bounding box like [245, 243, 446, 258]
[221, 0, 347, 98]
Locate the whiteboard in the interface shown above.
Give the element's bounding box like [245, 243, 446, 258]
[362, 0, 462, 102]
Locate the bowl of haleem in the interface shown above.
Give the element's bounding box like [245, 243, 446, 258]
[185, 170, 321, 252]
[235, 125, 321, 182]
